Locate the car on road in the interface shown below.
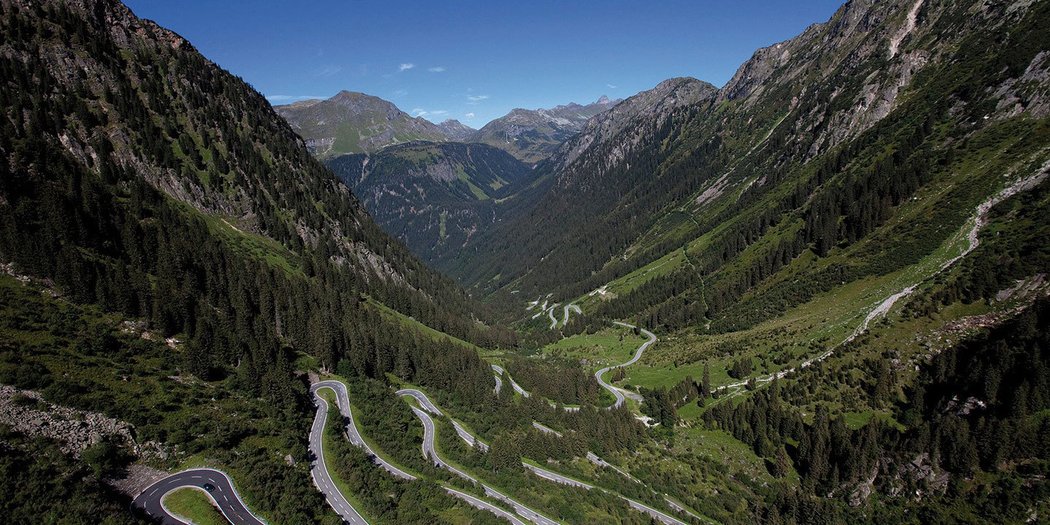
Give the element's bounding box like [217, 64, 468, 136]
[202, 483, 215, 492]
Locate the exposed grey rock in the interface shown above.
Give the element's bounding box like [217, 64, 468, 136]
[469, 96, 621, 163]
[0, 384, 166, 460]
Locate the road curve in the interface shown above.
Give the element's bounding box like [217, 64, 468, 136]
[402, 385, 686, 525]
[313, 381, 415, 480]
[132, 468, 265, 525]
[313, 380, 536, 524]
[595, 322, 655, 408]
[396, 388, 444, 415]
[493, 322, 654, 410]
[309, 384, 373, 525]
[402, 396, 559, 525]
[562, 304, 582, 327]
[491, 364, 530, 398]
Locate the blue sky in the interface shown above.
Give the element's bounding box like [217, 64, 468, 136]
[124, 0, 842, 126]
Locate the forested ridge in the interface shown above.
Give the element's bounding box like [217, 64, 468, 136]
[327, 140, 532, 266]
[0, 1, 514, 521]
[446, 0, 1050, 326]
[0, 0, 515, 397]
[699, 298, 1050, 524]
[2, 0, 1050, 523]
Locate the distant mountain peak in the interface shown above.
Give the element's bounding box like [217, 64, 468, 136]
[470, 97, 621, 163]
[436, 119, 477, 141]
[275, 90, 451, 156]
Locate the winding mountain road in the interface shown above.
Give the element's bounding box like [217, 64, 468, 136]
[562, 304, 582, 326]
[309, 383, 374, 525]
[312, 380, 546, 524]
[595, 322, 654, 408]
[403, 398, 559, 525]
[132, 469, 265, 525]
[491, 321, 655, 411]
[491, 364, 531, 398]
[402, 386, 687, 525]
[714, 166, 1050, 397]
[313, 381, 415, 480]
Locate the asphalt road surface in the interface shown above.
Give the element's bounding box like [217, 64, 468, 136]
[402, 393, 559, 525]
[132, 468, 264, 525]
[562, 304, 582, 326]
[314, 381, 416, 480]
[395, 388, 444, 415]
[522, 463, 594, 490]
[398, 388, 491, 452]
[490, 364, 531, 397]
[594, 322, 655, 408]
[309, 383, 373, 525]
[445, 487, 528, 525]
[314, 380, 541, 524]
[492, 322, 654, 410]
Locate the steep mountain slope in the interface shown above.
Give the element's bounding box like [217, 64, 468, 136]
[443, 77, 719, 292]
[469, 96, 620, 163]
[473, 2, 1050, 521]
[327, 141, 531, 264]
[436, 118, 476, 141]
[0, 0, 526, 520]
[450, 0, 1050, 313]
[275, 90, 450, 157]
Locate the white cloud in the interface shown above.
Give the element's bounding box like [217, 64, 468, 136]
[464, 112, 476, 119]
[399, 63, 415, 71]
[391, 89, 408, 98]
[412, 108, 447, 118]
[428, 66, 446, 73]
[466, 95, 489, 105]
[606, 83, 618, 89]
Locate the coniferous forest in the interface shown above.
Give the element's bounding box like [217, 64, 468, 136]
[1, 0, 1049, 524]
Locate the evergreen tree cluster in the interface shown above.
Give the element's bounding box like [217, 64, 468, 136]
[704, 298, 1050, 523]
[0, 0, 510, 410]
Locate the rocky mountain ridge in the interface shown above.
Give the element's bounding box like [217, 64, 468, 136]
[327, 141, 531, 264]
[443, 0, 1050, 306]
[436, 118, 476, 141]
[275, 90, 451, 157]
[469, 95, 621, 163]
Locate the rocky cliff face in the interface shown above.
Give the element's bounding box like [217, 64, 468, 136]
[275, 90, 451, 157]
[436, 119, 477, 141]
[718, 0, 1050, 159]
[552, 77, 718, 178]
[445, 0, 1050, 301]
[468, 96, 620, 163]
